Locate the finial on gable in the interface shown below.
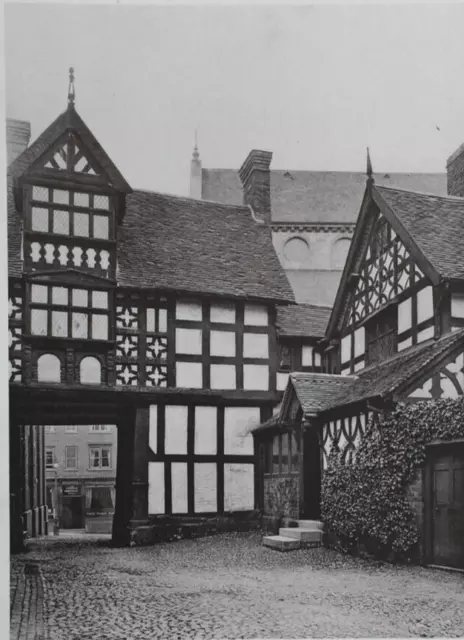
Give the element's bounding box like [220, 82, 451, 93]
[68, 67, 75, 108]
[193, 129, 199, 160]
[366, 146, 374, 182]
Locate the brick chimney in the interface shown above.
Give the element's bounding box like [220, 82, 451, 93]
[446, 142, 464, 197]
[189, 135, 202, 199]
[238, 149, 273, 224]
[6, 118, 31, 165]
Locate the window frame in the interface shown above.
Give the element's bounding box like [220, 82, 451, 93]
[28, 283, 111, 342]
[65, 445, 78, 470]
[45, 447, 55, 469]
[88, 446, 112, 470]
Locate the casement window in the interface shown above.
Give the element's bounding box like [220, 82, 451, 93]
[30, 187, 111, 240]
[365, 306, 397, 365]
[45, 447, 55, 469]
[264, 432, 299, 475]
[29, 284, 110, 340]
[89, 446, 111, 469]
[65, 445, 78, 469]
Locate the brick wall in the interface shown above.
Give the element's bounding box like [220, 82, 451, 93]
[263, 475, 299, 520]
[447, 143, 464, 197]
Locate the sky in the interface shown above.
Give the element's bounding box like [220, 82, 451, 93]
[4, 2, 464, 195]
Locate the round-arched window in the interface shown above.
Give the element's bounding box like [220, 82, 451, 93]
[80, 357, 101, 385]
[331, 237, 351, 269]
[283, 236, 310, 264]
[37, 354, 61, 383]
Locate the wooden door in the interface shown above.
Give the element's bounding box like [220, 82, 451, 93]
[61, 497, 84, 529]
[302, 428, 321, 520]
[431, 449, 464, 569]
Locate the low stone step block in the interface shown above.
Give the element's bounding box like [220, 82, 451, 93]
[298, 520, 324, 530]
[262, 535, 300, 551]
[279, 528, 323, 542]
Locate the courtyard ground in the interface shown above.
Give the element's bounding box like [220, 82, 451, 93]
[10, 531, 464, 640]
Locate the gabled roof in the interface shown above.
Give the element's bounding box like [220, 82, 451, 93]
[276, 303, 332, 338]
[8, 106, 131, 192]
[201, 168, 446, 223]
[284, 330, 464, 418]
[374, 185, 464, 280]
[290, 372, 356, 416]
[117, 190, 294, 302]
[325, 181, 464, 338]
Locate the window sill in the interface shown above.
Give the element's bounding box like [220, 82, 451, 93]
[87, 468, 112, 472]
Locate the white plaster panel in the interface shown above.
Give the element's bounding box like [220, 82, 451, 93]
[176, 300, 202, 321]
[194, 463, 217, 512]
[149, 405, 157, 454]
[211, 364, 236, 390]
[243, 364, 269, 390]
[341, 335, 351, 364]
[354, 328, 365, 358]
[398, 337, 413, 352]
[243, 333, 269, 359]
[439, 375, 459, 399]
[210, 330, 236, 357]
[417, 286, 434, 324]
[148, 462, 165, 515]
[210, 303, 236, 324]
[451, 294, 464, 319]
[314, 351, 321, 366]
[417, 326, 435, 344]
[277, 372, 289, 391]
[37, 354, 60, 383]
[353, 359, 365, 372]
[244, 304, 268, 326]
[171, 462, 188, 513]
[408, 378, 433, 399]
[224, 464, 254, 511]
[80, 357, 101, 384]
[176, 362, 202, 388]
[194, 406, 217, 454]
[224, 407, 259, 455]
[301, 345, 313, 367]
[175, 328, 202, 355]
[165, 405, 188, 454]
[398, 297, 412, 333]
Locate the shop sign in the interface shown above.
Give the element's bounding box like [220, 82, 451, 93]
[62, 485, 81, 496]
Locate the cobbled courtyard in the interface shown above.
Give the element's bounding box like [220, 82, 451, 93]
[10, 531, 464, 639]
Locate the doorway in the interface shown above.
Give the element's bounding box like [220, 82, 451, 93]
[302, 427, 321, 519]
[428, 444, 464, 569]
[61, 496, 84, 529]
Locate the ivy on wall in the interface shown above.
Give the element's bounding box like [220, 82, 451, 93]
[321, 398, 464, 560]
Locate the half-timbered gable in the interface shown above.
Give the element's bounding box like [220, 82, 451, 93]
[9, 77, 295, 548]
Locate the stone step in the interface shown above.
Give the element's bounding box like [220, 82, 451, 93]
[262, 535, 301, 551]
[297, 520, 324, 530]
[279, 528, 323, 542]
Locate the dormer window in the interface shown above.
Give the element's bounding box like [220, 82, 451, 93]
[29, 186, 111, 240]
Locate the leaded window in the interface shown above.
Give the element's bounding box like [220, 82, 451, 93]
[29, 187, 111, 240]
[29, 284, 110, 340]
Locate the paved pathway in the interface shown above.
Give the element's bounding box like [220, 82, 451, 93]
[10, 532, 464, 639]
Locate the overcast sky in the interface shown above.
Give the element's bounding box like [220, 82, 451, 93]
[5, 3, 464, 195]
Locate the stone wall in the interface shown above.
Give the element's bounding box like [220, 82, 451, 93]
[263, 475, 299, 520]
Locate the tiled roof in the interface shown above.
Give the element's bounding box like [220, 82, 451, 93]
[202, 169, 446, 223]
[375, 185, 464, 280]
[325, 330, 464, 411]
[277, 303, 332, 338]
[8, 185, 294, 302]
[116, 190, 294, 302]
[291, 372, 356, 415]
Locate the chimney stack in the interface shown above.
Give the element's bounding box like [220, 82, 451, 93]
[238, 149, 273, 224]
[189, 133, 202, 199]
[446, 142, 464, 197]
[6, 118, 31, 165]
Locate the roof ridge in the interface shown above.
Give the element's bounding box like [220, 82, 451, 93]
[132, 188, 250, 211]
[376, 183, 464, 202]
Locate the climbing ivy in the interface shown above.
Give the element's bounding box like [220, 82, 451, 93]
[321, 398, 464, 560]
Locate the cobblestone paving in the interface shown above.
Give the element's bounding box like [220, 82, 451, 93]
[11, 532, 464, 639]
